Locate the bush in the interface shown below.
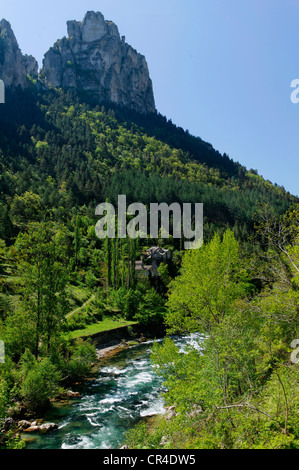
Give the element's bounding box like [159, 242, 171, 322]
[109, 287, 142, 320]
[85, 270, 98, 289]
[18, 350, 61, 412]
[66, 313, 89, 331]
[63, 340, 97, 383]
[134, 289, 166, 326]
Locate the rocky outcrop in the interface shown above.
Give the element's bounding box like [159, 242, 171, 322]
[0, 19, 38, 88]
[23, 54, 38, 78]
[0, 12, 155, 113]
[42, 11, 156, 113]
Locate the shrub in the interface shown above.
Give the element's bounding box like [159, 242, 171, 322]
[18, 350, 61, 412]
[63, 340, 97, 383]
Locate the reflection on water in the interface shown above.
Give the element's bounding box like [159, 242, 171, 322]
[25, 334, 203, 449]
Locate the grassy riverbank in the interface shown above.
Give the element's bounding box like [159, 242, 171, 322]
[67, 318, 138, 340]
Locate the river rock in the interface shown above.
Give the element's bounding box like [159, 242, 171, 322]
[39, 423, 58, 433]
[67, 390, 80, 398]
[17, 420, 32, 431]
[22, 422, 58, 433]
[23, 425, 40, 433]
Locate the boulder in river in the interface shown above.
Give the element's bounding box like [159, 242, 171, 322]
[17, 420, 32, 431]
[19, 420, 58, 433]
[23, 425, 40, 433]
[39, 423, 58, 433]
[67, 391, 80, 398]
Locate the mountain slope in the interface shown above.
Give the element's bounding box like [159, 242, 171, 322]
[0, 87, 296, 246]
[0, 11, 297, 247]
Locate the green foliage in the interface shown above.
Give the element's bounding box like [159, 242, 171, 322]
[0, 88, 297, 447]
[62, 340, 97, 383]
[134, 288, 166, 326]
[157, 263, 171, 288]
[125, 421, 164, 449]
[18, 349, 61, 412]
[106, 285, 166, 325]
[0, 377, 25, 448]
[166, 230, 248, 333]
[0, 89, 295, 253]
[138, 223, 299, 449]
[14, 222, 69, 357]
[10, 191, 42, 228]
[0, 378, 9, 419]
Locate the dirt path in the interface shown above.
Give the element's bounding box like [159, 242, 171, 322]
[66, 294, 96, 319]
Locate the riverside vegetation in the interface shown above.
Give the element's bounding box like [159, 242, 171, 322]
[0, 86, 298, 449]
[125, 209, 299, 449]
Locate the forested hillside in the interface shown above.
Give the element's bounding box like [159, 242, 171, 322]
[0, 85, 298, 449]
[0, 88, 296, 243]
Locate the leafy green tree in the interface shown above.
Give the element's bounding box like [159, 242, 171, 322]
[63, 340, 97, 383]
[134, 288, 166, 326]
[18, 349, 61, 412]
[166, 230, 247, 334]
[10, 191, 43, 229]
[15, 222, 69, 357]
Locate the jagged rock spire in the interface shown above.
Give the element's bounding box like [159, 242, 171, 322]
[42, 11, 156, 113]
[0, 12, 156, 114]
[0, 19, 38, 89]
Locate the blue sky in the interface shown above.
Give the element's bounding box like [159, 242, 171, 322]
[1, 0, 299, 196]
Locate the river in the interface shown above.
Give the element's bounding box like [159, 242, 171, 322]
[25, 333, 203, 449]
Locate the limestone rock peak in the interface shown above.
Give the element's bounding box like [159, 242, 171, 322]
[0, 19, 38, 89]
[42, 11, 156, 113]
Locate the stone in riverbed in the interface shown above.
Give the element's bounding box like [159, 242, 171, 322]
[17, 420, 32, 431]
[39, 423, 58, 433]
[22, 422, 58, 433]
[23, 425, 40, 433]
[67, 390, 80, 398]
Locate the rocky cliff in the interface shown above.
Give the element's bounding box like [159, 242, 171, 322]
[0, 19, 38, 89]
[42, 11, 156, 113]
[0, 12, 156, 114]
